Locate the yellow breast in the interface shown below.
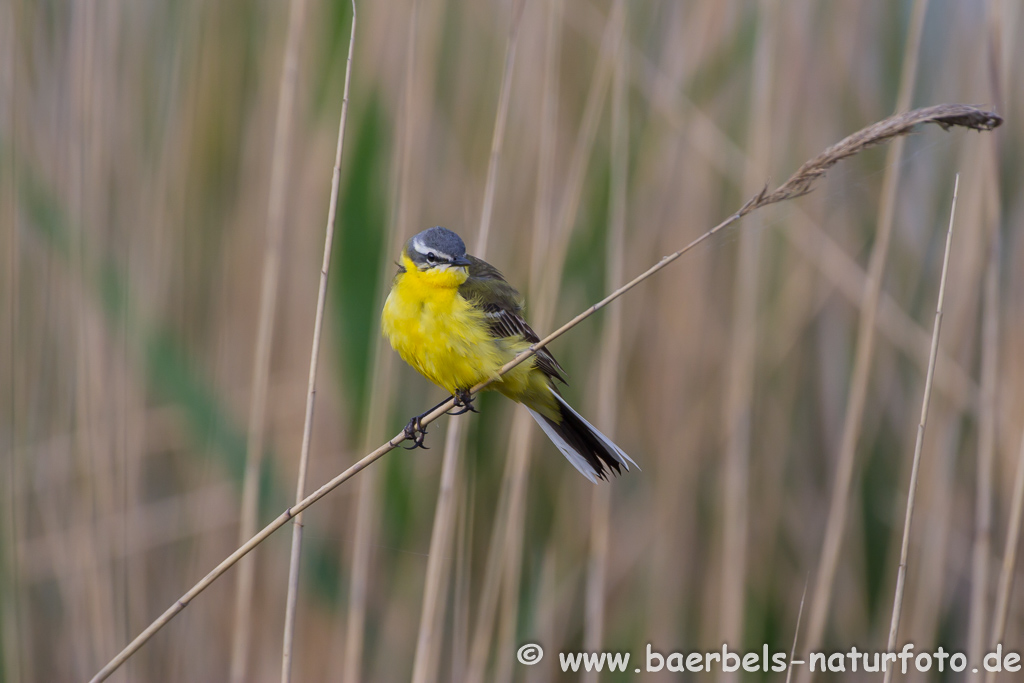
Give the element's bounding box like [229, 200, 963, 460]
[382, 257, 505, 394]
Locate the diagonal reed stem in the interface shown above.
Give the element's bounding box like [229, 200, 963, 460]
[87, 104, 1000, 683]
[880, 174, 959, 683]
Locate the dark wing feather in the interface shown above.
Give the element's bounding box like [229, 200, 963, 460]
[459, 255, 567, 384]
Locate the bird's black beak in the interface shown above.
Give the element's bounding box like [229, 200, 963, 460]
[451, 256, 472, 267]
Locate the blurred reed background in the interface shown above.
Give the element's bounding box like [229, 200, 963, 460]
[1, 0, 1022, 681]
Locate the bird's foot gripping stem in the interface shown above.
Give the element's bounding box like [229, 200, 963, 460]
[447, 388, 479, 415]
[402, 416, 429, 450]
[403, 391, 477, 449]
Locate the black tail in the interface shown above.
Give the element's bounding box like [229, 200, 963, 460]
[526, 390, 638, 483]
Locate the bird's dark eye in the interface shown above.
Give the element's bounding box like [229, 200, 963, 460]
[426, 252, 437, 263]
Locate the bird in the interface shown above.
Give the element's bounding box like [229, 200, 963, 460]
[381, 226, 637, 482]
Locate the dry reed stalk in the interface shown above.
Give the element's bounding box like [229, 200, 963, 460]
[987, 430, 1024, 683]
[278, 3, 354, 681]
[632, 4, 702, 648]
[25, 421, 89, 676]
[228, 0, 308, 678]
[2, 5, 23, 679]
[784, 579, 809, 683]
[473, 0, 524, 258]
[87, 102, 1001, 683]
[880, 174, 959, 683]
[337, 352, 393, 683]
[121, 30, 191, 671]
[886, 22, 1005, 675]
[895, 151, 990, 652]
[492, 415, 534, 683]
[526, 549, 558, 683]
[338, 2, 427, 680]
[450, 472, 475, 682]
[868, 146, 981, 680]
[581, 6, 629, 679]
[480, 4, 626, 681]
[521, 470, 590, 672]
[72, 3, 133, 673]
[499, 5, 625, 681]
[796, 1, 930, 675]
[983, 148, 1015, 683]
[977, 11, 1010, 673]
[466, 1, 564, 674]
[901, 13, 1008, 671]
[534, 0, 622, 325]
[334, 302, 402, 681]
[411, 3, 524, 681]
[528, 0, 562, 292]
[968, 160, 1001, 683]
[903, 422, 960, 675]
[750, 257, 818, 632]
[464, 427, 520, 683]
[719, 0, 776, 668]
[411, 420, 466, 683]
[468, 1, 564, 679]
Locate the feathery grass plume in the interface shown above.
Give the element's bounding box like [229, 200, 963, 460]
[739, 105, 1001, 215]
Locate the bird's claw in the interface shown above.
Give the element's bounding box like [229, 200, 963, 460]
[447, 389, 479, 415]
[403, 417, 429, 449]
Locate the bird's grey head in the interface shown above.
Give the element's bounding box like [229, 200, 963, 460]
[405, 226, 471, 270]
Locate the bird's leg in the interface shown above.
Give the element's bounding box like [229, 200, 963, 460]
[402, 391, 479, 449]
[448, 388, 479, 415]
[402, 416, 429, 450]
[401, 396, 454, 449]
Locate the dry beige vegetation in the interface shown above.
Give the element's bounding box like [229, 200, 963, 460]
[1, 1, 1022, 682]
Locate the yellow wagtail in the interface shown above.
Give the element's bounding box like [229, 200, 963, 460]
[382, 226, 637, 482]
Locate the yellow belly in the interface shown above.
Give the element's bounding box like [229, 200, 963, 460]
[381, 270, 549, 413]
[382, 273, 500, 394]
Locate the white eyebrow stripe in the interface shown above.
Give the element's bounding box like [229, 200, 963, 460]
[411, 236, 453, 260]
